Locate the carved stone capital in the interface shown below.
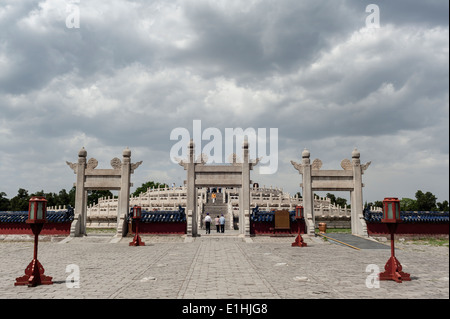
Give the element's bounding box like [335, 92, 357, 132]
[131, 161, 143, 173]
[196, 153, 208, 164]
[175, 157, 189, 169]
[312, 158, 322, 170]
[361, 161, 371, 173]
[66, 161, 77, 174]
[291, 160, 304, 174]
[228, 153, 242, 165]
[86, 158, 98, 170]
[110, 157, 122, 170]
[250, 157, 262, 170]
[341, 159, 352, 170]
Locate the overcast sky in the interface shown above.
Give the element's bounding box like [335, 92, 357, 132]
[0, 0, 448, 204]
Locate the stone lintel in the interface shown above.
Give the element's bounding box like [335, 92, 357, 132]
[84, 169, 122, 176]
[311, 180, 355, 190]
[195, 165, 243, 173]
[311, 170, 354, 177]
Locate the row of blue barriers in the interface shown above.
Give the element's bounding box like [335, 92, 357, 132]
[0, 207, 74, 223]
[363, 208, 449, 223]
[127, 205, 186, 223]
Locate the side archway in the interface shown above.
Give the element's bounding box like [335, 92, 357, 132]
[67, 147, 142, 237]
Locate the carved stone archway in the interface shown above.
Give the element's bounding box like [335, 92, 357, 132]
[177, 139, 259, 237]
[67, 147, 142, 237]
[291, 148, 370, 236]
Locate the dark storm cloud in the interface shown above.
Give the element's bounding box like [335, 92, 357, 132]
[175, 0, 361, 80]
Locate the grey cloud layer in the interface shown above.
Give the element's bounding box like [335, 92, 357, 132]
[0, 0, 448, 202]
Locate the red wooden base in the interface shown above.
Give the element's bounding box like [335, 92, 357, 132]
[129, 234, 145, 246]
[291, 234, 307, 247]
[15, 259, 53, 287]
[379, 256, 411, 283]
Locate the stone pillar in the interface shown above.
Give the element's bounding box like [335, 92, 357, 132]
[117, 147, 131, 236]
[241, 140, 250, 236]
[73, 147, 87, 237]
[227, 203, 234, 231]
[186, 140, 197, 236]
[186, 209, 192, 235]
[351, 148, 368, 236]
[301, 149, 315, 236]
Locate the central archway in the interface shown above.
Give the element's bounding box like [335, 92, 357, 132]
[177, 139, 258, 237]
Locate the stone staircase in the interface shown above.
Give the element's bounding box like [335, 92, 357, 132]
[201, 192, 228, 230]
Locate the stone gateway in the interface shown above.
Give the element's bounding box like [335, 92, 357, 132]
[66, 147, 142, 237]
[176, 139, 258, 237]
[291, 148, 370, 236]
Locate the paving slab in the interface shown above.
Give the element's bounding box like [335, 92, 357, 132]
[0, 233, 448, 301]
[318, 233, 390, 249]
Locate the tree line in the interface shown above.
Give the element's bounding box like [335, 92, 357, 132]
[301, 190, 448, 212]
[365, 190, 449, 211]
[1, 184, 448, 212]
[0, 188, 113, 211]
[0, 181, 169, 211]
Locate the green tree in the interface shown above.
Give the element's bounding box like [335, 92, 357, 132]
[87, 190, 114, 206]
[365, 201, 383, 209]
[373, 200, 383, 208]
[0, 192, 10, 211]
[335, 197, 348, 207]
[415, 190, 437, 211]
[437, 200, 449, 212]
[400, 198, 417, 211]
[133, 181, 168, 197]
[69, 186, 76, 207]
[32, 190, 59, 207]
[9, 188, 30, 211]
[326, 193, 336, 204]
[57, 189, 71, 207]
[326, 193, 348, 207]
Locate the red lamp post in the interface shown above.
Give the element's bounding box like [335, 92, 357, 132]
[292, 206, 307, 247]
[379, 197, 411, 283]
[129, 206, 145, 246]
[15, 196, 53, 287]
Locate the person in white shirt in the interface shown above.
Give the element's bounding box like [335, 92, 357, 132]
[204, 213, 212, 234]
[219, 214, 225, 233]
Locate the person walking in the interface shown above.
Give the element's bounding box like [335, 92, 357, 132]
[212, 192, 216, 203]
[204, 213, 212, 234]
[215, 215, 220, 233]
[219, 214, 225, 233]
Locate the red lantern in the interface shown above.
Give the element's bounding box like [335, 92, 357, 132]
[129, 206, 145, 246]
[133, 205, 142, 219]
[381, 197, 401, 223]
[379, 197, 410, 283]
[292, 206, 307, 247]
[27, 196, 47, 223]
[295, 205, 304, 219]
[15, 196, 53, 287]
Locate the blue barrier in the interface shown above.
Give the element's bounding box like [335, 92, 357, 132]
[128, 205, 186, 223]
[250, 206, 302, 223]
[363, 208, 449, 224]
[0, 207, 74, 223]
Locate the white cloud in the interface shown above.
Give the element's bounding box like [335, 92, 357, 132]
[204, 78, 280, 118]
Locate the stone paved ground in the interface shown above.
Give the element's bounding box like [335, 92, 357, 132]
[0, 233, 448, 300]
